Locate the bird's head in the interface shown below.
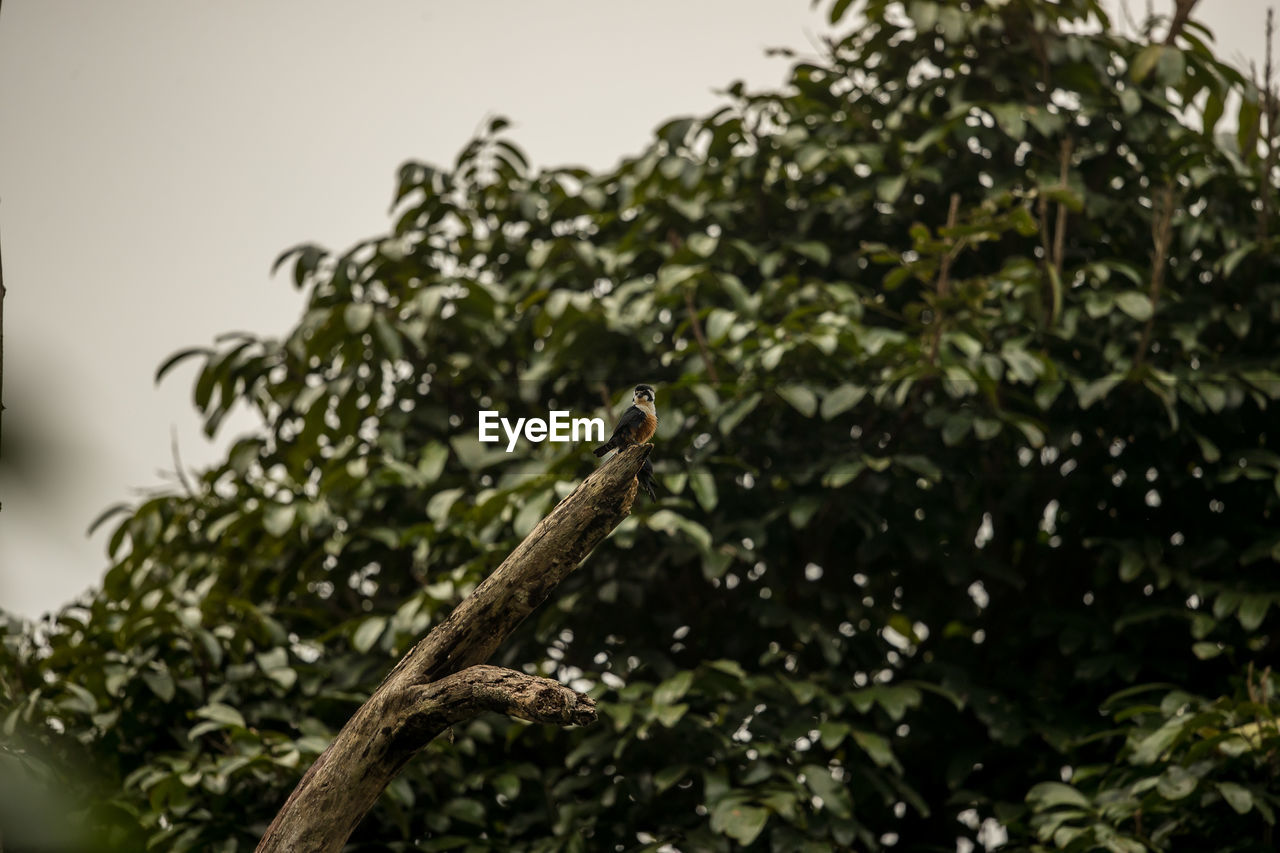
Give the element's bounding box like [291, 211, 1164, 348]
[633, 384, 655, 405]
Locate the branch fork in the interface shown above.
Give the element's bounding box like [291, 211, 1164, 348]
[256, 445, 651, 853]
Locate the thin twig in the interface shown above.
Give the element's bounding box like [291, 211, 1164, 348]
[1135, 184, 1177, 370]
[1053, 138, 1073, 275]
[1162, 0, 1202, 45]
[927, 193, 961, 366]
[1038, 188, 1053, 268]
[683, 289, 720, 385]
[667, 229, 720, 384]
[170, 427, 195, 498]
[1118, 0, 1142, 37]
[936, 193, 961, 299]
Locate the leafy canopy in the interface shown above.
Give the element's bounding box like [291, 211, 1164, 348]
[4, 1, 1280, 851]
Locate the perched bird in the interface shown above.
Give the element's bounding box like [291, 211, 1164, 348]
[594, 384, 658, 499]
[593, 384, 658, 456]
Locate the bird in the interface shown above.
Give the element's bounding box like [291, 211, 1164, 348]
[593, 384, 657, 455]
[594, 384, 658, 499]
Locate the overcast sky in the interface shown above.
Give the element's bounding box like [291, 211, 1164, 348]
[0, 1, 1272, 618]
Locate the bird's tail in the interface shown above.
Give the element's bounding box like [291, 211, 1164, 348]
[638, 457, 658, 501]
[592, 442, 612, 457]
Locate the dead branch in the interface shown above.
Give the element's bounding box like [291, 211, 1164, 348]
[256, 444, 653, 853]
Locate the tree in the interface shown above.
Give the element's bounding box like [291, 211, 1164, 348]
[3, 0, 1279, 850]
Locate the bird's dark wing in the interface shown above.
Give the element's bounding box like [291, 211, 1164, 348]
[608, 405, 647, 443]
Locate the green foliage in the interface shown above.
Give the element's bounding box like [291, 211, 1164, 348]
[4, 0, 1280, 850]
[1022, 673, 1280, 851]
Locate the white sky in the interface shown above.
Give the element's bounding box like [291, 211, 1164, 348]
[0, 1, 1271, 617]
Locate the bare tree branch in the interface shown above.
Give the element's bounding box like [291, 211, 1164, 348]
[256, 444, 652, 853]
[401, 665, 598, 733]
[1162, 0, 1201, 45]
[261, 666, 594, 853]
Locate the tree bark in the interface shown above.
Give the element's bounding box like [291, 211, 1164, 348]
[256, 444, 652, 853]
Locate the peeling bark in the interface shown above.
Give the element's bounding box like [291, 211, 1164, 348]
[256, 445, 652, 853]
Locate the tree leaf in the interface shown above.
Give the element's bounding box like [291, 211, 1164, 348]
[689, 468, 718, 511]
[1027, 781, 1090, 808]
[828, 0, 855, 24]
[822, 461, 864, 488]
[801, 763, 852, 817]
[345, 303, 375, 334]
[1156, 765, 1197, 800]
[142, 670, 176, 703]
[821, 384, 866, 419]
[195, 702, 246, 730]
[352, 616, 387, 653]
[262, 504, 296, 538]
[654, 764, 689, 793]
[154, 347, 213, 384]
[852, 730, 896, 768]
[711, 801, 769, 846]
[719, 393, 762, 435]
[653, 671, 694, 706]
[1216, 781, 1253, 814]
[1115, 291, 1154, 321]
[877, 174, 907, 203]
[777, 385, 818, 418]
[1237, 595, 1270, 631]
[1131, 716, 1185, 764]
[1131, 45, 1163, 83]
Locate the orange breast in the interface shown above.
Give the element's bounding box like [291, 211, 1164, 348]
[636, 412, 658, 443]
